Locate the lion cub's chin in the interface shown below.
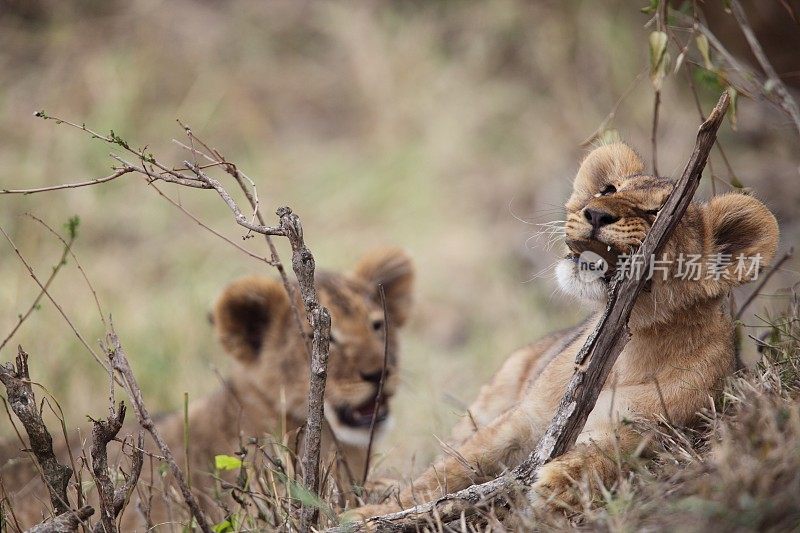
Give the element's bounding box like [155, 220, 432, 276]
[555, 258, 608, 302]
[324, 406, 394, 447]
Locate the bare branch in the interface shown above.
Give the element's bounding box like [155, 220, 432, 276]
[331, 92, 730, 532]
[183, 161, 285, 237]
[103, 330, 212, 533]
[26, 506, 94, 533]
[146, 182, 278, 266]
[275, 207, 333, 530]
[0, 229, 74, 353]
[24, 213, 107, 328]
[0, 227, 116, 379]
[0, 347, 73, 515]
[172, 132, 311, 358]
[0, 168, 134, 195]
[729, 0, 800, 138]
[735, 248, 795, 320]
[90, 400, 127, 533]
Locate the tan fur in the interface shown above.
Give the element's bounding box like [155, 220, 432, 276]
[0, 247, 414, 530]
[354, 143, 779, 518]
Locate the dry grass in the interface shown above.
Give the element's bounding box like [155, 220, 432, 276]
[0, 1, 799, 530]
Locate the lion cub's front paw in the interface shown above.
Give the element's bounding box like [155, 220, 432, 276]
[531, 458, 583, 510]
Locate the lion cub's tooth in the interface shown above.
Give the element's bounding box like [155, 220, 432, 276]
[607, 245, 611, 252]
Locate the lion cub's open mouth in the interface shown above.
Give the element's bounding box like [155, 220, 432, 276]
[335, 396, 390, 429]
[565, 238, 622, 281]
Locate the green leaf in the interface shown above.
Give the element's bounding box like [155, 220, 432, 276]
[641, 0, 659, 14]
[63, 215, 80, 240]
[649, 31, 670, 91]
[214, 454, 243, 471]
[693, 67, 726, 94]
[273, 471, 336, 519]
[696, 34, 713, 70]
[212, 520, 233, 533]
[730, 175, 744, 189]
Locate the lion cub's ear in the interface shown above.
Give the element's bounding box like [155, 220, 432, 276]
[703, 193, 779, 285]
[213, 276, 289, 363]
[353, 247, 415, 327]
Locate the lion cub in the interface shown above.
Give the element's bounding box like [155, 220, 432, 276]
[1, 247, 413, 529]
[355, 143, 779, 517]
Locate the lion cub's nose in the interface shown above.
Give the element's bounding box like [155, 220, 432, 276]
[583, 208, 619, 229]
[360, 369, 387, 384]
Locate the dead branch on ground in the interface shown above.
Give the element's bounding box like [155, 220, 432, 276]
[330, 91, 730, 533]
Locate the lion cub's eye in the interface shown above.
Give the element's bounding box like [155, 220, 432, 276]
[599, 184, 617, 196]
[371, 319, 384, 332]
[645, 209, 659, 216]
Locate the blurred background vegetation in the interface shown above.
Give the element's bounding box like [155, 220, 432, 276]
[0, 0, 798, 479]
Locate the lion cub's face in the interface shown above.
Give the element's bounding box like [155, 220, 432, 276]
[213, 248, 414, 446]
[556, 143, 779, 326]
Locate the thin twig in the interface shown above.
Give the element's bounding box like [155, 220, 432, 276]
[24, 213, 107, 328]
[173, 134, 311, 359]
[736, 248, 794, 320]
[0, 168, 134, 195]
[103, 329, 212, 533]
[0, 227, 114, 377]
[362, 285, 391, 485]
[146, 181, 278, 266]
[0, 230, 74, 354]
[729, 0, 800, 138]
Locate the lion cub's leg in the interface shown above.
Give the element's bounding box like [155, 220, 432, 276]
[533, 388, 644, 508]
[360, 405, 546, 518]
[348, 406, 545, 519]
[449, 333, 567, 446]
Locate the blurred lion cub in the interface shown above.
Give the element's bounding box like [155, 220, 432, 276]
[1, 247, 414, 529]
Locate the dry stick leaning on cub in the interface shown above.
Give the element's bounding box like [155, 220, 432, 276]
[0, 247, 414, 529]
[352, 142, 779, 521]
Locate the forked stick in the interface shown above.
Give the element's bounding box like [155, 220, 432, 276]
[331, 91, 730, 532]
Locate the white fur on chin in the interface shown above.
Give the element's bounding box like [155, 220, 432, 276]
[324, 403, 394, 447]
[555, 259, 608, 302]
